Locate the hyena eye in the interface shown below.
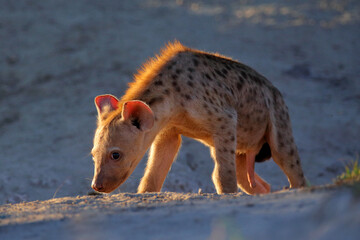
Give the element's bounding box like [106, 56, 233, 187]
[110, 151, 122, 161]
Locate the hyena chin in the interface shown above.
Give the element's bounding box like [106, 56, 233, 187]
[90, 41, 306, 195]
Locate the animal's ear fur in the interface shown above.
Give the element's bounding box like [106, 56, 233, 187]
[94, 94, 119, 116]
[122, 100, 154, 131]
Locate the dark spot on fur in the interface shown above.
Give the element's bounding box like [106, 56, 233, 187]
[188, 74, 193, 80]
[230, 150, 235, 154]
[172, 74, 178, 80]
[184, 94, 191, 100]
[163, 89, 170, 95]
[221, 125, 226, 130]
[203, 103, 208, 108]
[154, 80, 163, 86]
[207, 110, 212, 115]
[180, 102, 185, 107]
[228, 170, 232, 174]
[193, 58, 199, 67]
[222, 147, 228, 152]
[215, 69, 225, 78]
[225, 64, 232, 71]
[238, 75, 244, 83]
[271, 87, 282, 105]
[222, 68, 228, 75]
[202, 61, 208, 66]
[230, 136, 235, 141]
[252, 76, 263, 85]
[289, 149, 295, 156]
[217, 117, 222, 122]
[167, 62, 174, 70]
[290, 163, 294, 168]
[230, 88, 234, 95]
[241, 71, 247, 79]
[236, 82, 243, 91]
[205, 73, 212, 81]
[176, 69, 183, 74]
[175, 86, 181, 92]
[205, 90, 210, 96]
[187, 81, 194, 87]
[144, 89, 151, 95]
[296, 159, 300, 165]
[148, 97, 164, 106]
[188, 67, 194, 72]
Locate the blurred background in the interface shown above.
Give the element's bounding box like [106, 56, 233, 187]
[0, 0, 359, 204]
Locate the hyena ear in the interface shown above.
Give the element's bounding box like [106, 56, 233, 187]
[122, 100, 154, 131]
[94, 94, 119, 115]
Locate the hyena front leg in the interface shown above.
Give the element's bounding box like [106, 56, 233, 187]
[138, 129, 182, 193]
[235, 153, 270, 195]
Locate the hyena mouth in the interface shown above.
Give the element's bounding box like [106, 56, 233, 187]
[108, 172, 130, 192]
[119, 172, 130, 185]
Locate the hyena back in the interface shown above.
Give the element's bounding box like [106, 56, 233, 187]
[91, 41, 306, 195]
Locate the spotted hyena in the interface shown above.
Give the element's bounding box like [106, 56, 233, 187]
[91, 41, 306, 195]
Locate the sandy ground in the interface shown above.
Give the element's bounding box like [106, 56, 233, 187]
[1, 185, 360, 240]
[0, 0, 359, 239]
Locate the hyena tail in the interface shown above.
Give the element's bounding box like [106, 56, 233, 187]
[266, 105, 307, 188]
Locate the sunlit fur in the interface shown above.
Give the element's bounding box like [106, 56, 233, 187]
[91, 40, 306, 195]
[102, 41, 237, 125]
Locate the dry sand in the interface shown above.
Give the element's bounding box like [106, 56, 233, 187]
[1, 185, 360, 239]
[0, 0, 359, 239]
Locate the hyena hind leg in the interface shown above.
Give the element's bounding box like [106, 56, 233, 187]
[235, 153, 271, 195]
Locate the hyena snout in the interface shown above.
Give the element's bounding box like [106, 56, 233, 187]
[91, 178, 104, 192]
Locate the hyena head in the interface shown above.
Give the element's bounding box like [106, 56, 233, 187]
[91, 94, 154, 193]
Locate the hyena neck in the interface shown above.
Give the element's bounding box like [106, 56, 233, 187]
[142, 98, 174, 146]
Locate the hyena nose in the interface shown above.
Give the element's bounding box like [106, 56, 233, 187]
[91, 181, 104, 192]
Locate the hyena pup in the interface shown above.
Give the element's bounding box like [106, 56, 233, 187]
[91, 41, 306, 195]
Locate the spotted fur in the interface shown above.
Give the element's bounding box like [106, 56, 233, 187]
[91, 41, 306, 195]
